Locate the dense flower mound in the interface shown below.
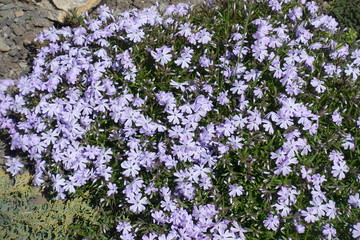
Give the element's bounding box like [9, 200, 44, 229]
[0, 0, 359, 239]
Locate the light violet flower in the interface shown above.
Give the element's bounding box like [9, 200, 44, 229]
[322, 224, 336, 240]
[127, 193, 148, 212]
[348, 193, 360, 208]
[5, 157, 24, 176]
[263, 214, 280, 231]
[151, 46, 172, 65]
[352, 222, 360, 239]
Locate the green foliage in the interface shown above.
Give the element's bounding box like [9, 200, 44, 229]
[330, 0, 360, 38]
[0, 169, 105, 240]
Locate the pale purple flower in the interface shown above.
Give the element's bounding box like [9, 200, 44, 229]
[52, 174, 66, 192]
[229, 184, 244, 197]
[352, 222, 360, 239]
[199, 54, 212, 68]
[230, 221, 248, 239]
[322, 224, 336, 240]
[348, 193, 360, 208]
[331, 160, 349, 180]
[295, 223, 305, 233]
[230, 80, 248, 95]
[332, 110, 343, 126]
[217, 91, 230, 105]
[177, 22, 192, 37]
[126, 26, 145, 43]
[127, 193, 148, 212]
[151, 46, 172, 65]
[263, 214, 280, 231]
[214, 228, 236, 240]
[342, 134, 355, 150]
[325, 200, 337, 219]
[306, 1, 319, 15]
[196, 28, 212, 44]
[5, 157, 24, 176]
[329, 150, 344, 162]
[301, 207, 319, 223]
[116, 221, 132, 233]
[107, 182, 118, 196]
[310, 78, 326, 93]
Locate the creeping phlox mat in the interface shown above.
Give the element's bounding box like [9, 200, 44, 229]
[0, 1, 359, 239]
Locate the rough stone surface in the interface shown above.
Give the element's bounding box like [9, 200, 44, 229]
[15, 10, 25, 18]
[11, 24, 26, 36]
[52, 0, 102, 13]
[0, 0, 206, 80]
[0, 37, 10, 52]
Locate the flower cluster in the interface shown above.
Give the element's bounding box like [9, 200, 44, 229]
[0, 0, 359, 239]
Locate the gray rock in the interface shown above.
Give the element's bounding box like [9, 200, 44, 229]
[44, 9, 67, 23]
[14, 36, 22, 45]
[9, 49, 17, 57]
[0, 37, 10, 52]
[15, 11, 25, 18]
[0, 4, 15, 11]
[32, 16, 52, 27]
[1, 0, 13, 4]
[19, 61, 28, 69]
[23, 33, 36, 47]
[5, 19, 13, 27]
[11, 24, 26, 36]
[51, 0, 101, 13]
[0, 10, 15, 19]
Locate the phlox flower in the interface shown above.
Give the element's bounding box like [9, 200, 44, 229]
[121, 158, 140, 177]
[331, 109, 343, 126]
[273, 202, 291, 217]
[274, 159, 292, 176]
[341, 134, 355, 150]
[214, 228, 236, 240]
[230, 222, 247, 240]
[268, 0, 282, 11]
[52, 174, 66, 192]
[352, 222, 360, 239]
[229, 184, 244, 197]
[345, 64, 360, 81]
[310, 196, 327, 217]
[228, 135, 244, 150]
[5, 157, 24, 176]
[288, 6, 303, 22]
[116, 221, 132, 233]
[295, 223, 305, 233]
[263, 214, 280, 231]
[167, 108, 183, 124]
[230, 80, 248, 95]
[324, 200, 337, 219]
[177, 22, 192, 37]
[301, 207, 319, 223]
[217, 91, 230, 105]
[127, 193, 148, 213]
[310, 78, 326, 93]
[322, 224, 336, 240]
[196, 28, 212, 44]
[199, 54, 212, 68]
[175, 54, 191, 68]
[348, 193, 360, 208]
[151, 46, 172, 65]
[329, 150, 344, 162]
[107, 182, 118, 196]
[126, 26, 145, 43]
[262, 120, 274, 134]
[158, 233, 177, 240]
[306, 1, 319, 15]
